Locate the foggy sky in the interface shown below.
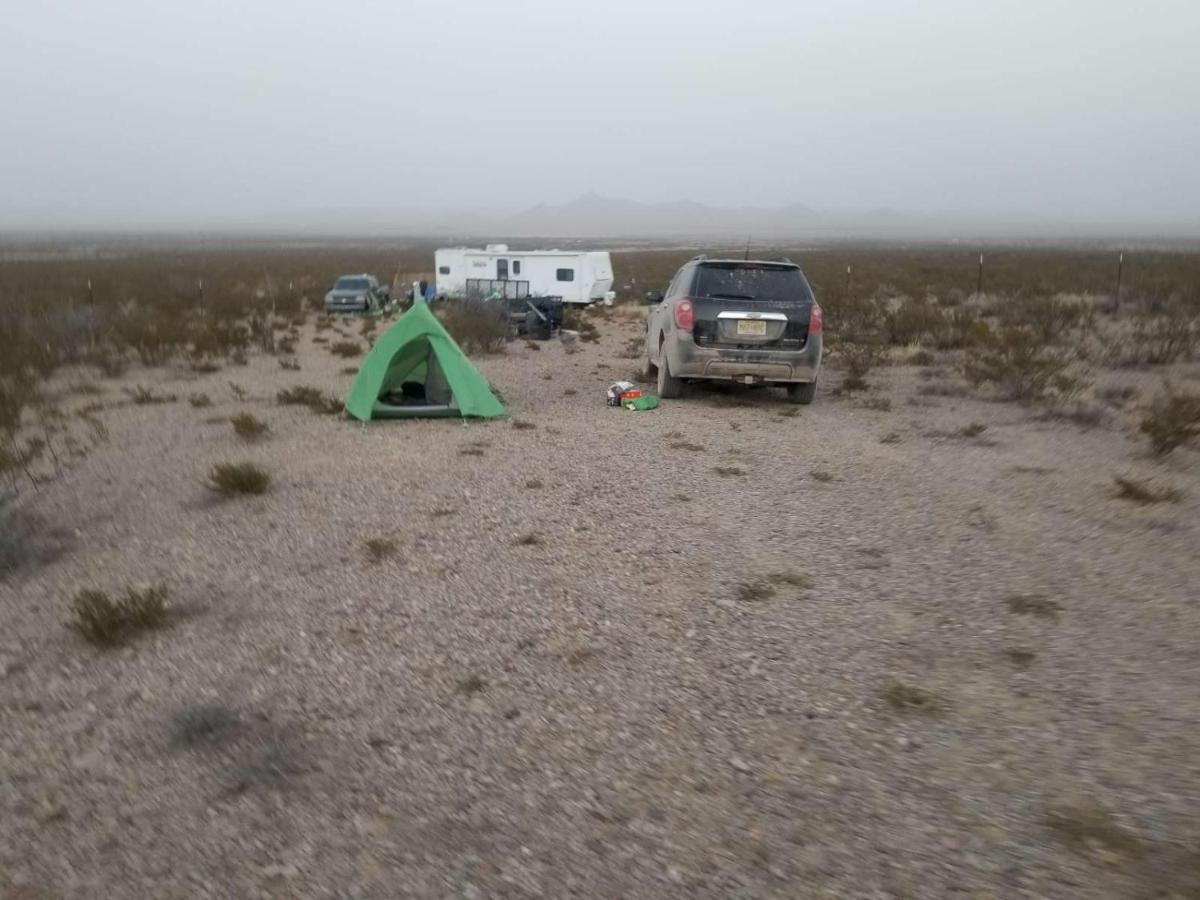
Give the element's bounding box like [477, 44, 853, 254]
[2, 0, 1199, 231]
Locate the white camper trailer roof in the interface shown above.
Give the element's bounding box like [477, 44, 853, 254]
[438, 246, 598, 258]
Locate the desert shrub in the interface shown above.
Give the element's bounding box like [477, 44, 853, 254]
[230, 413, 269, 442]
[1125, 299, 1200, 365]
[438, 299, 508, 355]
[835, 340, 886, 392]
[124, 385, 177, 405]
[190, 318, 250, 361]
[110, 305, 192, 366]
[908, 349, 936, 366]
[208, 462, 271, 495]
[996, 294, 1092, 344]
[68, 583, 169, 646]
[1139, 385, 1200, 455]
[961, 324, 1082, 401]
[932, 307, 990, 350]
[86, 346, 130, 378]
[329, 341, 362, 358]
[884, 298, 947, 346]
[277, 385, 342, 415]
[881, 681, 944, 714]
[364, 537, 398, 563]
[279, 356, 300, 371]
[1112, 475, 1180, 504]
[188, 393, 213, 408]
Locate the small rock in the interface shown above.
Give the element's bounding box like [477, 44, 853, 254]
[666, 865, 684, 884]
[728, 756, 752, 773]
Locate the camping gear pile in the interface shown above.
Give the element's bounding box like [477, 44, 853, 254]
[607, 382, 659, 411]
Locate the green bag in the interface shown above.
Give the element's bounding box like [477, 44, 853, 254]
[622, 394, 659, 411]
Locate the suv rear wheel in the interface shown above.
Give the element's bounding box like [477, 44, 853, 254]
[786, 381, 817, 405]
[657, 354, 683, 399]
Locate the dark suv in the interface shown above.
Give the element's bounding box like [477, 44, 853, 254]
[643, 257, 823, 403]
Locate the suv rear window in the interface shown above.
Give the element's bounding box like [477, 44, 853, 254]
[692, 263, 813, 303]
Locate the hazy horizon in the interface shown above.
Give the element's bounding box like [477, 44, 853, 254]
[3, 1, 1199, 233]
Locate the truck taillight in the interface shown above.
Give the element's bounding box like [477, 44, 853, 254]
[673, 299, 694, 331]
[809, 303, 823, 335]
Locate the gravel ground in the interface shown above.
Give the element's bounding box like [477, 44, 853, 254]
[2, 308, 1199, 899]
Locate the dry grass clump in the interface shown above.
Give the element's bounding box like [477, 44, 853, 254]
[713, 465, 746, 477]
[188, 393, 213, 408]
[230, 412, 269, 442]
[329, 341, 362, 358]
[438, 299, 508, 355]
[1139, 385, 1200, 455]
[276, 385, 342, 415]
[961, 325, 1082, 402]
[670, 440, 705, 452]
[207, 461, 271, 496]
[1005, 593, 1061, 620]
[124, 385, 177, 405]
[279, 356, 300, 371]
[881, 680, 944, 714]
[511, 419, 536, 430]
[68, 583, 169, 647]
[1045, 801, 1145, 861]
[514, 532, 542, 546]
[1112, 475, 1181, 505]
[364, 537, 398, 563]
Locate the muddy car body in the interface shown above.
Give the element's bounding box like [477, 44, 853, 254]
[643, 257, 823, 403]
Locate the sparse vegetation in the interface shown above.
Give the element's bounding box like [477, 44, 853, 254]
[511, 419, 536, 430]
[277, 385, 342, 415]
[1139, 385, 1200, 455]
[208, 462, 271, 496]
[961, 325, 1081, 402]
[1045, 801, 1145, 861]
[329, 340, 362, 358]
[881, 680, 944, 714]
[364, 537, 398, 563]
[880, 431, 902, 444]
[457, 673, 487, 696]
[810, 470, 834, 482]
[438, 299, 508, 355]
[68, 583, 169, 647]
[124, 385, 177, 405]
[514, 532, 541, 546]
[279, 356, 300, 371]
[188, 393, 213, 408]
[670, 440, 705, 451]
[230, 412, 269, 442]
[1112, 475, 1181, 504]
[713, 465, 745, 477]
[1006, 593, 1061, 620]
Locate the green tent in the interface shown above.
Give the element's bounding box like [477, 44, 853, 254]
[344, 302, 507, 421]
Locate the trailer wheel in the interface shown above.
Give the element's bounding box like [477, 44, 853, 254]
[525, 310, 551, 341]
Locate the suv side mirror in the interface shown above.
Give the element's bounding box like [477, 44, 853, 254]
[644, 290, 663, 303]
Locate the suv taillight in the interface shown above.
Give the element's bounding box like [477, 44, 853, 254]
[809, 303, 823, 335]
[673, 299, 694, 331]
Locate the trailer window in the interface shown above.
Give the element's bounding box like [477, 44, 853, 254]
[556, 268, 575, 282]
[512, 260, 521, 275]
[438, 266, 450, 275]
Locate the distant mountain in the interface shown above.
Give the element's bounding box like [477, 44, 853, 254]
[503, 192, 836, 238]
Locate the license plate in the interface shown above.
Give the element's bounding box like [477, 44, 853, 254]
[736, 319, 767, 336]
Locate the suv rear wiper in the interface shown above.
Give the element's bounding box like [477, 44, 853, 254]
[705, 293, 756, 301]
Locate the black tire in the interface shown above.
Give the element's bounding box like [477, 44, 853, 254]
[657, 353, 683, 399]
[786, 381, 817, 405]
[525, 310, 551, 341]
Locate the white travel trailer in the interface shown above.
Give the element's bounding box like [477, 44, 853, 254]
[434, 245, 615, 305]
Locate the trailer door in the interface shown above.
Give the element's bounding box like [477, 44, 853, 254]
[496, 258, 509, 281]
